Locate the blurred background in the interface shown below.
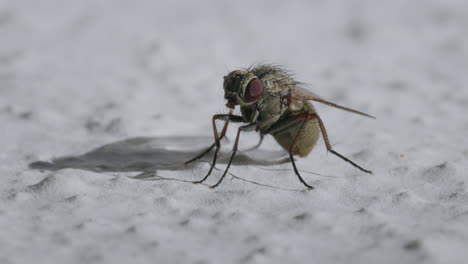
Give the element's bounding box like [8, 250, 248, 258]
[1, 0, 468, 263]
[2, 0, 467, 149]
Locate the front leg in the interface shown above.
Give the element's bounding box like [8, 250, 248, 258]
[192, 114, 245, 184]
[209, 123, 257, 188]
[185, 110, 234, 164]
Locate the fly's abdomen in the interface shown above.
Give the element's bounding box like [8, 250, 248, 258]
[272, 119, 320, 157]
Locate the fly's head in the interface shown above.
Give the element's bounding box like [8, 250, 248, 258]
[223, 70, 264, 109]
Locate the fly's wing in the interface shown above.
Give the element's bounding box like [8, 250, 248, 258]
[291, 86, 375, 119]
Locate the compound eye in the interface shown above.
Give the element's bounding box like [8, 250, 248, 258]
[244, 78, 263, 102]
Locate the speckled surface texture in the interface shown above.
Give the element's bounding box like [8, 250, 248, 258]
[1, 0, 468, 263]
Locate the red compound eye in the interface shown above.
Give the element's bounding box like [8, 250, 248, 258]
[244, 78, 263, 102]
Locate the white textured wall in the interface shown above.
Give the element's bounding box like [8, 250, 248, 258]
[1, 0, 467, 263]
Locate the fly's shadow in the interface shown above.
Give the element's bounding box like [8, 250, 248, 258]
[28, 136, 290, 179]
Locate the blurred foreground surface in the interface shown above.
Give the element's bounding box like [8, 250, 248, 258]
[1, 0, 468, 263]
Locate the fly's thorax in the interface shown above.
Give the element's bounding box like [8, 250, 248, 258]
[288, 98, 304, 112]
[256, 97, 317, 134]
[288, 99, 316, 115]
[259, 73, 295, 94]
[255, 92, 288, 133]
[255, 78, 297, 126]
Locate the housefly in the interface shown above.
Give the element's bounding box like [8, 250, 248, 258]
[186, 64, 374, 189]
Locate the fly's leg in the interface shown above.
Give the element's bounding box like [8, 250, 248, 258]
[292, 113, 372, 174]
[210, 123, 257, 189]
[288, 115, 315, 189]
[192, 114, 245, 184]
[245, 134, 264, 151]
[185, 110, 233, 165]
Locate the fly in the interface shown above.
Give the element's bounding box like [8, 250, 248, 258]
[185, 64, 374, 189]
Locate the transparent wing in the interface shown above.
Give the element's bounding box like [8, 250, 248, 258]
[291, 86, 375, 119]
